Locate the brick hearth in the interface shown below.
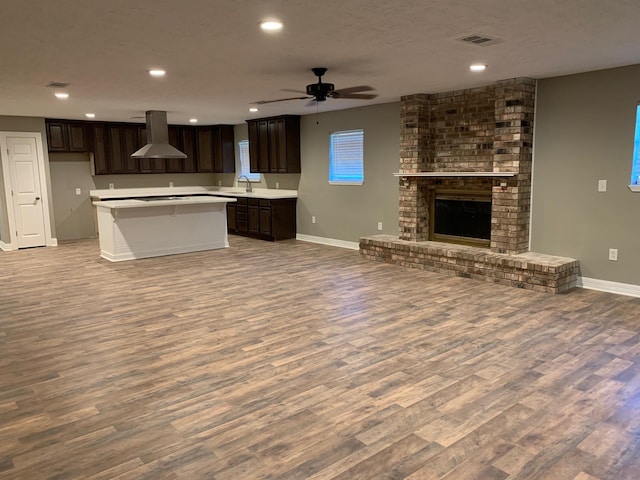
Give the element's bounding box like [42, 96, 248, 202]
[360, 78, 579, 293]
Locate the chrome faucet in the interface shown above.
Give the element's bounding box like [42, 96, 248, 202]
[238, 175, 253, 193]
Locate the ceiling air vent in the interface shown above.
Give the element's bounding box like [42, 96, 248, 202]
[457, 34, 503, 47]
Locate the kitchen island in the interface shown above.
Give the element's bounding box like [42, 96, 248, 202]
[92, 196, 235, 262]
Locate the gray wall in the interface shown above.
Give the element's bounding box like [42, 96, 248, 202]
[0, 115, 56, 244]
[49, 151, 219, 240]
[532, 64, 640, 284]
[297, 102, 400, 242]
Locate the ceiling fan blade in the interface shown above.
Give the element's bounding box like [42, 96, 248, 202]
[281, 88, 309, 94]
[330, 93, 378, 100]
[254, 96, 310, 105]
[331, 85, 375, 95]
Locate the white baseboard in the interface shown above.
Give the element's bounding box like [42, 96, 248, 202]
[296, 234, 360, 251]
[0, 240, 16, 251]
[1, 239, 58, 250]
[578, 277, 640, 298]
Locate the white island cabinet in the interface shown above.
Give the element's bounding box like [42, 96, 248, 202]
[92, 196, 235, 262]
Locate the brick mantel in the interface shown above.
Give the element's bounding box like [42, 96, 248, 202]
[398, 78, 535, 254]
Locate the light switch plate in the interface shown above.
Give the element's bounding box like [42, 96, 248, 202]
[598, 179, 607, 192]
[75, 188, 81, 195]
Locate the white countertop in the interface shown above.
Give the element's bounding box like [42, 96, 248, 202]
[93, 196, 235, 209]
[89, 186, 298, 200]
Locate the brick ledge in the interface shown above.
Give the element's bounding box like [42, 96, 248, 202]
[359, 235, 579, 294]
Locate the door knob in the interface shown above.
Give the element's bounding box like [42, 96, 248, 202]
[35, 196, 40, 201]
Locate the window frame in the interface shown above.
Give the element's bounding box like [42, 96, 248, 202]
[630, 103, 640, 192]
[328, 129, 364, 186]
[238, 139, 260, 182]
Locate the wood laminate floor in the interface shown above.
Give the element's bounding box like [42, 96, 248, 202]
[1, 236, 640, 479]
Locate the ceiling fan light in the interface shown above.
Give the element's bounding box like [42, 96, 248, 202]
[260, 20, 283, 32]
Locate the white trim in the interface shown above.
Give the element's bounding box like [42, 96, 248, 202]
[529, 79, 539, 252]
[628, 184, 639, 192]
[577, 276, 640, 298]
[328, 181, 364, 186]
[0, 240, 17, 251]
[0, 131, 54, 249]
[296, 234, 360, 250]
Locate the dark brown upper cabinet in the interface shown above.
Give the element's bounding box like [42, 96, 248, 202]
[45, 119, 91, 152]
[165, 126, 197, 174]
[90, 124, 110, 175]
[107, 125, 140, 174]
[214, 126, 235, 173]
[196, 125, 235, 173]
[49, 118, 234, 175]
[180, 127, 198, 173]
[246, 115, 300, 173]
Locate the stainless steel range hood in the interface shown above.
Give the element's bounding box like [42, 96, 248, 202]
[131, 110, 187, 159]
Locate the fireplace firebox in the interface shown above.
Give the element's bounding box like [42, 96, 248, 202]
[429, 190, 492, 247]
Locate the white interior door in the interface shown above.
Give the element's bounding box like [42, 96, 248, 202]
[7, 136, 47, 247]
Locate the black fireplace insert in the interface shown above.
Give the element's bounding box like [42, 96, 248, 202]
[430, 191, 492, 247]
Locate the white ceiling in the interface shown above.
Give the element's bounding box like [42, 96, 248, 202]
[2, 0, 639, 125]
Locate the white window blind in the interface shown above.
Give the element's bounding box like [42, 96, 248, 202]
[329, 129, 364, 185]
[632, 104, 640, 185]
[238, 140, 260, 181]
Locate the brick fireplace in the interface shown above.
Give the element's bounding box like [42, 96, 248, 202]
[360, 78, 579, 293]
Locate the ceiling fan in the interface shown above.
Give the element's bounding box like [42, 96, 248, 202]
[254, 67, 377, 106]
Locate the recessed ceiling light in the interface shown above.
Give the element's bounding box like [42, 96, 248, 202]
[54, 91, 69, 99]
[149, 69, 166, 77]
[85, 113, 96, 118]
[249, 107, 259, 113]
[469, 64, 487, 72]
[260, 20, 283, 32]
[189, 118, 198, 123]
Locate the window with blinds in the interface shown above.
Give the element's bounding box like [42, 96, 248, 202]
[238, 140, 260, 181]
[632, 104, 640, 186]
[329, 129, 364, 185]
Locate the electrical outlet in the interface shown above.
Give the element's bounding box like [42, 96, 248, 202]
[598, 179, 607, 192]
[218, 180, 222, 186]
[169, 181, 174, 188]
[377, 221, 383, 231]
[75, 188, 81, 195]
[276, 182, 279, 189]
[312, 216, 316, 224]
[108, 183, 114, 189]
[609, 248, 618, 261]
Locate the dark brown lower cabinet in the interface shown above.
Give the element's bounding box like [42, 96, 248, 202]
[234, 198, 248, 234]
[226, 197, 296, 241]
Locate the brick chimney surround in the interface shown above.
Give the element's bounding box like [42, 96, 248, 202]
[359, 78, 579, 294]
